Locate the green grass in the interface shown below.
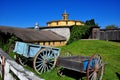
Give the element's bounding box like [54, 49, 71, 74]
[0, 75, 1, 80]
[40, 40, 120, 80]
[8, 40, 120, 80]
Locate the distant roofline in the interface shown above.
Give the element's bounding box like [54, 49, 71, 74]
[100, 28, 120, 31]
[39, 26, 72, 29]
[0, 26, 67, 42]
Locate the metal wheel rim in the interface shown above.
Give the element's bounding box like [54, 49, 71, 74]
[33, 48, 57, 74]
[87, 54, 104, 80]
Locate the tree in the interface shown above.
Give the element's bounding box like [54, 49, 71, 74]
[105, 25, 119, 29]
[85, 19, 97, 26]
[67, 25, 90, 44]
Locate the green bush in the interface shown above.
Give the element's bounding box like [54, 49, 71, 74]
[67, 25, 90, 44]
[0, 40, 3, 48]
[3, 36, 17, 53]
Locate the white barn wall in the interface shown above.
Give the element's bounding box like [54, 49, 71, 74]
[41, 27, 70, 41]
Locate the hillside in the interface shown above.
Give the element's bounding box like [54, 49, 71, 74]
[40, 40, 120, 80]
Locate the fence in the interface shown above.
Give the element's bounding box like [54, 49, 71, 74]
[99, 29, 120, 41]
[0, 49, 44, 80]
[89, 27, 120, 41]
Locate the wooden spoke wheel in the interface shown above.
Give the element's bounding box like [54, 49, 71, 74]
[33, 48, 57, 74]
[18, 56, 28, 66]
[87, 54, 104, 80]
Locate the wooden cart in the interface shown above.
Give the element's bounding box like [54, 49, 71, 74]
[13, 41, 60, 74]
[56, 54, 104, 80]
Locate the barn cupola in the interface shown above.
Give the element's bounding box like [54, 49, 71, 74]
[62, 10, 69, 20]
[34, 22, 39, 30]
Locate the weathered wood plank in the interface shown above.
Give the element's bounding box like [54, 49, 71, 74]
[99, 29, 120, 41]
[0, 48, 44, 80]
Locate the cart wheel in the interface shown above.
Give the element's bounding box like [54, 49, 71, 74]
[33, 48, 57, 74]
[87, 54, 104, 80]
[18, 56, 27, 66]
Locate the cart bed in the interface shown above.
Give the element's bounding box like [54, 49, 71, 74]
[57, 56, 90, 72]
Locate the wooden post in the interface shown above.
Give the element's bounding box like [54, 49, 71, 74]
[2, 56, 4, 80]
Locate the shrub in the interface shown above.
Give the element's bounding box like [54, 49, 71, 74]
[3, 36, 17, 53]
[67, 25, 90, 44]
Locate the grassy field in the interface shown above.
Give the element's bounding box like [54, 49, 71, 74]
[39, 40, 120, 80]
[61, 40, 120, 80]
[9, 40, 120, 80]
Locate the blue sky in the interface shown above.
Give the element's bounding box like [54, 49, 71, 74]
[0, 0, 120, 28]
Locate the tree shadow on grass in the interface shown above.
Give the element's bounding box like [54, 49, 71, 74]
[58, 68, 86, 80]
[116, 72, 120, 80]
